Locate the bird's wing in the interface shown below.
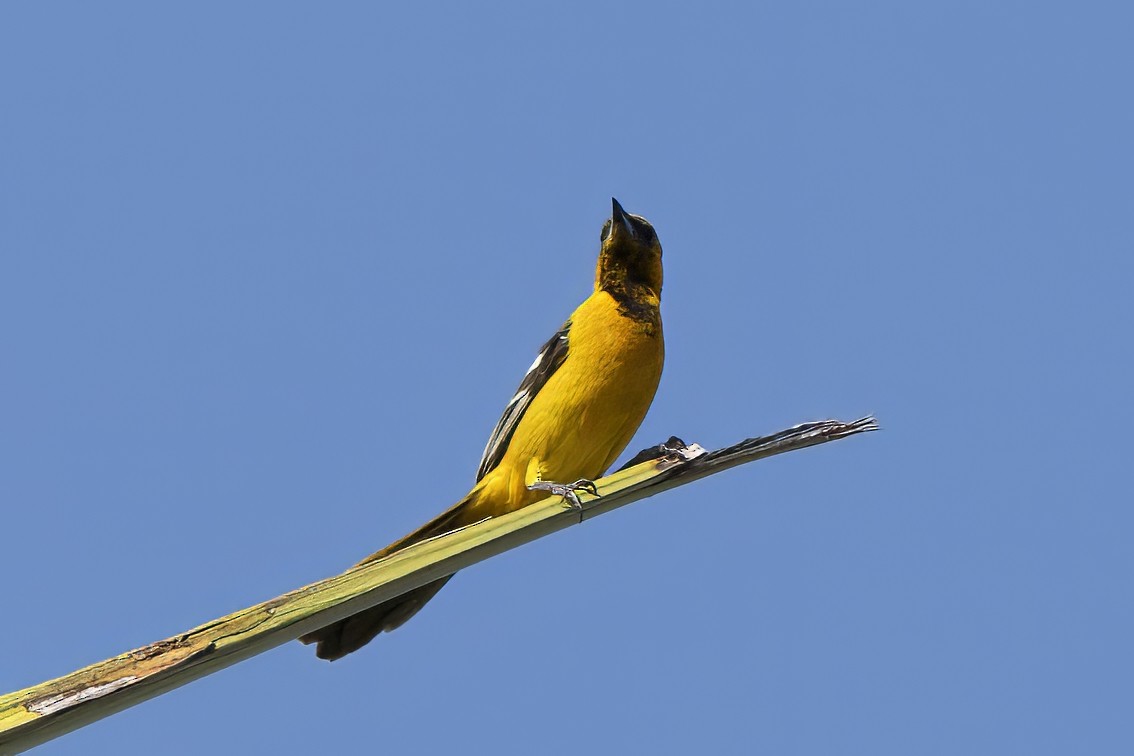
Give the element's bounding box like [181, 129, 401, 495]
[476, 320, 571, 481]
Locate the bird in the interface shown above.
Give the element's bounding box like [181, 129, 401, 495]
[301, 198, 665, 660]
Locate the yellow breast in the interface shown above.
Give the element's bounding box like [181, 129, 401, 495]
[476, 290, 664, 514]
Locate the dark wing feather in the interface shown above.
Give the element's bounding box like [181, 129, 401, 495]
[476, 321, 571, 481]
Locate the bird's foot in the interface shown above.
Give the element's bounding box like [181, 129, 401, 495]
[528, 478, 599, 510]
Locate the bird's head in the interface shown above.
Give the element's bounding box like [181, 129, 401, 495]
[596, 198, 663, 298]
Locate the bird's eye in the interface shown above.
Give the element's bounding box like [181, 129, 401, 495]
[600, 219, 612, 242]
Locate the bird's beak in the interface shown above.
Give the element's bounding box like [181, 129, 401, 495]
[610, 197, 636, 240]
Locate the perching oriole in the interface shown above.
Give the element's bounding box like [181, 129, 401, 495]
[301, 198, 664, 660]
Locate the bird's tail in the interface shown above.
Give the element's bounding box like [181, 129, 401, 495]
[299, 491, 478, 661]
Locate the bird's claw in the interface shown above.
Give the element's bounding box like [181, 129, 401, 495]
[528, 478, 599, 510]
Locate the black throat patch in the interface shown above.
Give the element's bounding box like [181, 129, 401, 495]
[603, 279, 661, 329]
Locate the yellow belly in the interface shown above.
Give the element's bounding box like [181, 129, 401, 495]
[474, 289, 663, 515]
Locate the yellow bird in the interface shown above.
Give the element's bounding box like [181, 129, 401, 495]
[301, 198, 665, 660]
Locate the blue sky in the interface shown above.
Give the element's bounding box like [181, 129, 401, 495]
[3, 2, 1132, 753]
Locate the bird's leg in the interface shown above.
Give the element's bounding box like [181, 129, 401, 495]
[528, 478, 599, 510]
[525, 457, 598, 509]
